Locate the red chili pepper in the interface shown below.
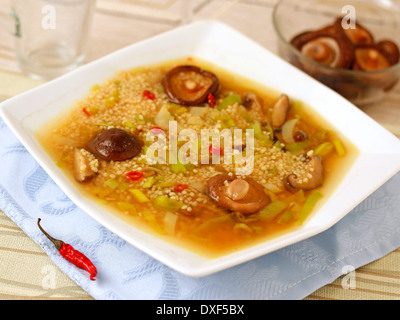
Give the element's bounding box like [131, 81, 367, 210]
[151, 126, 164, 135]
[143, 90, 156, 100]
[174, 184, 189, 192]
[208, 93, 216, 107]
[209, 144, 223, 155]
[82, 107, 91, 117]
[126, 171, 143, 181]
[37, 218, 97, 281]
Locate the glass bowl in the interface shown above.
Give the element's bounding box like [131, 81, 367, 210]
[273, 0, 400, 107]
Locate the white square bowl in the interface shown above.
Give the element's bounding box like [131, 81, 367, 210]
[2, 20, 400, 277]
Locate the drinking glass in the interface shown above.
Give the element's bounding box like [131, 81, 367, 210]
[7, 0, 96, 80]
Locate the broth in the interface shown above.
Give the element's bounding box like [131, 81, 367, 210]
[36, 57, 358, 258]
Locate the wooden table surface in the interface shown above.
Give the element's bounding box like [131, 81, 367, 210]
[1, 0, 400, 300]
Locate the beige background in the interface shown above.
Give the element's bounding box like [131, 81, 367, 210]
[0, 0, 400, 300]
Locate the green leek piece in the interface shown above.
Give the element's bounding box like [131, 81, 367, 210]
[287, 189, 305, 203]
[230, 212, 258, 224]
[220, 117, 236, 129]
[268, 168, 277, 175]
[314, 142, 334, 157]
[274, 140, 284, 149]
[265, 190, 279, 202]
[248, 122, 272, 144]
[167, 102, 183, 113]
[98, 122, 113, 127]
[241, 111, 254, 122]
[91, 84, 101, 92]
[142, 209, 166, 235]
[259, 201, 288, 221]
[104, 179, 119, 190]
[286, 140, 311, 153]
[249, 122, 263, 138]
[291, 101, 304, 115]
[233, 223, 253, 233]
[117, 202, 137, 213]
[89, 106, 99, 115]
[311, 130, 328, 144]
[252, 226, 263, 234]
[129, 189, 150, 203]
[98, 198, 108, 205]
[213, 114, 237, 129]
[164, 212, 178, 235]
[171, 161, 187, 174]
[135, 114, 152, 123]
[195, 215, 232, 235]
[277, 210, 295, 224]
[185, 163, 195, 172]
[217, 94, 242, 111]
[154, 196, 184, 212]
[124, 120, 136, 129]
[297, 192, 323, 225]
[56, 160, 64, 169]
[265, 126, 274, 140]
[142, 176, 156, 189]
[174, 107, 188, 115]
[333, 139, 346, 157]
[105, 90, 120, 107]
[155, 84, 165, 93]
[92, 186, 114, 198]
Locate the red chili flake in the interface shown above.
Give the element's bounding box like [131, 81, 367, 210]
[37, 219, 97, 281]
[82, 107, 91, 117]
[208, 93, 216, 107]
[209, 145, 223, 155]
[143, 90, 156, 100]
[151, 126, 164, 135]
[126, 171, 143, 181]
[174, 184, 189, 192]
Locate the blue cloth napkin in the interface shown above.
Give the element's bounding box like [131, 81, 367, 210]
[1, 116, 400, 300]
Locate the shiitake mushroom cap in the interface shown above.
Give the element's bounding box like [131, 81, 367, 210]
[291, 17, 399, 73]
[377, 40, 400, 66]
[162, 65, 219, 106]
[87, 128, 143, 162]
[352, 44, 392, 71]
[333, 18, 374, 45]
[285, 156, 324, 191]
[206, 174, 270, 215]
[291, 30, 354, 69]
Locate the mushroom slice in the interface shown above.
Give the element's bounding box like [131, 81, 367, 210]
[353, 44, 391, 71]
[87, 128, 143, 162]
[271, 94, 290, 130]
[377, 40, 400, 66]
[285, 156, 324, 191]
[333, 18, 374, 45]
[206, 174, 270, 215]
[73, 148, 99, 182]
[162, 65, 219, 106]
[301, 37, 342, 67]
[243, 92, 262, 110]
[291, 30, 354, 69]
